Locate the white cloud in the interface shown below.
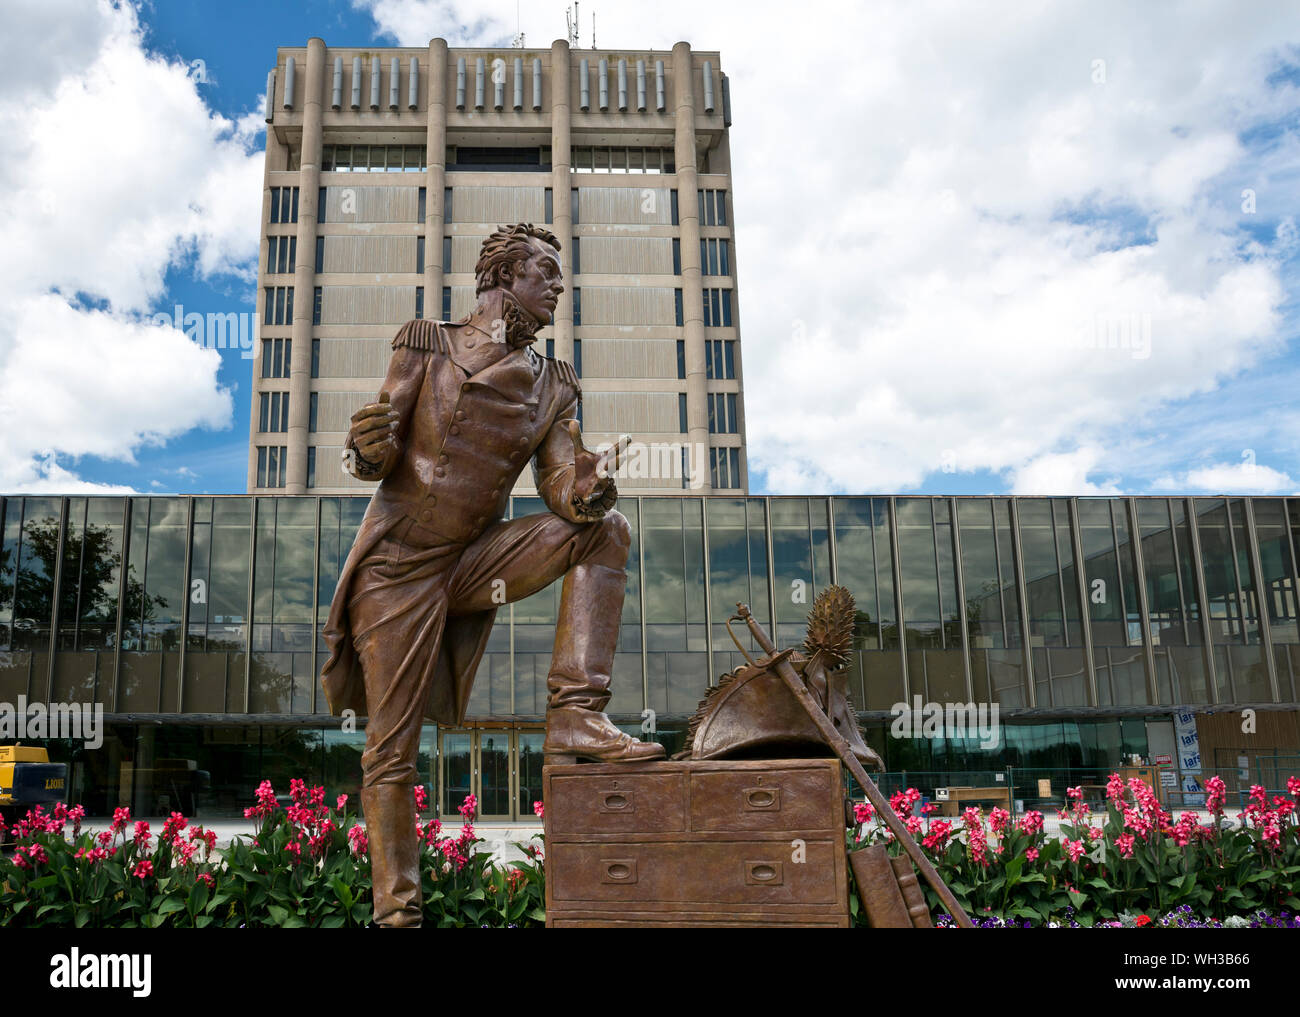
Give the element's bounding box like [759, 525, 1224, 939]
[356, 0, 1300, 496]
[1153, 461, 1296, 495]
[1012, 447, 1122, 496]
[0, 0, 262, 491]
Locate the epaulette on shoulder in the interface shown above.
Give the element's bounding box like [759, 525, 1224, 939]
[547, 356, 582, 398]
[392, 319, 448, 353]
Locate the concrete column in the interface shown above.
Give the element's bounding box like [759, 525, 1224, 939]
[285, 37, 325, 493]
[673, 41, 710, 490]
[550, 39, 575, 365]
[426, 39, 448, 310]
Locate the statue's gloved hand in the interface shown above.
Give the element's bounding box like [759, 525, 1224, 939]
[566, 421, 626, 519]
[349, 390, 399, 465]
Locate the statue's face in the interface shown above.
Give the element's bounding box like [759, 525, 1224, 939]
[505, 239, 563, 326]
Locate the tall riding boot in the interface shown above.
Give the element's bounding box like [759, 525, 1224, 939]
[362, 784, 423, 927]
[543, 562, 665, 763]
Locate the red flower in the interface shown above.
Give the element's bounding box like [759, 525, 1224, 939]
[132, 859, 154, 879]
[533, 800, 545, 819]
[1135, 914, 1151, 927]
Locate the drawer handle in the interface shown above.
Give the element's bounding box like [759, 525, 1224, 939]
[601, 858, 638, 884]
[745, 861, 784, 886]
[744, 787, 781, 811]
[600, 791, 633, 813]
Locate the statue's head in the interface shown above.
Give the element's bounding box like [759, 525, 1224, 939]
[475, 223, 563, 331]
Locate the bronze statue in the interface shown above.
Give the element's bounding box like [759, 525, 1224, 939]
[320, 223, 665, 928]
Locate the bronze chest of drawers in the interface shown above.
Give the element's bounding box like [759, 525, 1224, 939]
[543, 758, 850, 927]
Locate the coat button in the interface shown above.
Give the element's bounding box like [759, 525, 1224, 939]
[435, 467, 445, 478]
[450, 426, 460, 435]
[420, 509, 432, 522]
[528, 410, 537, 421]
[518, 437, 529, 448]
[455, 410, 466, 420]
[439, 453, 448, 464]
[428, 496, 436, 507]
[462, 383, 471, 393]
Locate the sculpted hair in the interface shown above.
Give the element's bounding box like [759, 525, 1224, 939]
[475, 223, 561, 295]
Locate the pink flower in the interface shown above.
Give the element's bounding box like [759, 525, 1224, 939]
[197, 872, 215, 889]
[1066, 786, 1083, 802]
[162, 812, 187, 841]
[110, 806, 131, 833]
[1018, 811, 1044, 835]
[1064, 838, 1086, 864]
[853, 801, 874, 825]
[1287, 775, 1299, 797]
[904, 815, 923, 835]
[414, 784, 428, 812]
[533, 800, 545, 819]
[922, 820, 953, 851]
[1206, 775, 1227, 815]
[889, 787, 922, 818]
[132, 859, 154, 879]
[1249, 784, 1268, 809]
[1115, 833, 1136, 858]
[347, 824, 368, 856]
[459, 794, 477, 820]
[336, 794, 349, 812]
[1106, 773, 1127, 803]
[989, 807, 1010, 835]
[963, 808, 989, 867]
[133, 821, 151, 851]
[1025, 847, 1039, 863]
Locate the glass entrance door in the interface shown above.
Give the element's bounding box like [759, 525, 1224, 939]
[439, 731, 474, 819]
[437, 728, 546, 822]
[477, 729, 512, 820]
[516, 731, 545, 819]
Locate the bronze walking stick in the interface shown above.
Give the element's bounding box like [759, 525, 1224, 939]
[733, 602, 975, 928]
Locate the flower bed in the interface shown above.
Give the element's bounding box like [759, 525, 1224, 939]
[848, 774, 1300, 927]
[0, 780, 544, 928]
[7, 771, 1298, 928]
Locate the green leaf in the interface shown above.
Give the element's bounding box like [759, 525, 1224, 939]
[330, 877, 353, 910]
[188, 881, 210, 916]
[156, 897, 187, 916]
[320, 914, 346, 928]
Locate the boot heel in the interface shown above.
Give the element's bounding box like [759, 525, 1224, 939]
[544, 753, 579, 766]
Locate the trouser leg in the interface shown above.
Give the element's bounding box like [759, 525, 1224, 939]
[351, 543, 458, 928]
[447, 510, 664, 763]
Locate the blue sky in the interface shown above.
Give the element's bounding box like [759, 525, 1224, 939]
[1, 0, 1298, 498]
